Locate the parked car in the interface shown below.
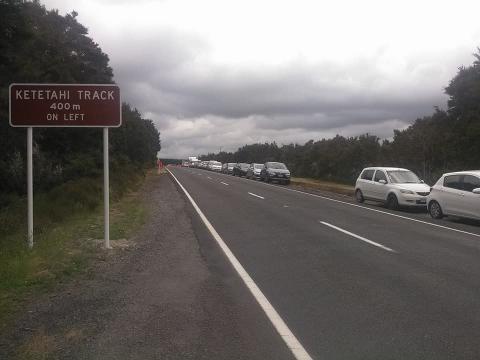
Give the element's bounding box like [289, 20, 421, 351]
[208, 160, 222, 172]
[226, 162, 236, 174]
[427, 170, 480, 221]
[221, 163, 228, 173]
[260, 162, 291, 184]
[233, 163, 250, 177]
[355, 167, 431, 210]
[246, 163, 264, 180]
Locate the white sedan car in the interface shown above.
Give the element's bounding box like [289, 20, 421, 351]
[355, 167, 431, 210]
[427, 171, 480, 221]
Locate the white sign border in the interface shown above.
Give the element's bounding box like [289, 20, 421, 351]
[9, 83, 122, 128]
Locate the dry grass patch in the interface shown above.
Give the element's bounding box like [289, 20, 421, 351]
[291, 177, 354, 196]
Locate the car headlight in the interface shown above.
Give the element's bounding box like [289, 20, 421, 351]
[400, 189, 415, 195]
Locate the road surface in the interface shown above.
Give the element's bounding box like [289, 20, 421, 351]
[169, 166, 480, 360]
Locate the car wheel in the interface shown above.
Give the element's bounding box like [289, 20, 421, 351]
[386, 194, 399, 210]
[429, 201, 444, 219]
[355, 189, 364, 203]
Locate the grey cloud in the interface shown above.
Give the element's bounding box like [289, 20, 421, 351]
[104, 29, 471, 158]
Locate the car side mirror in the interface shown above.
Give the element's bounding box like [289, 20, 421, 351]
[420, 179, 425, 183]
[379, 179, 387, 185]
[473, 188, 480, 194]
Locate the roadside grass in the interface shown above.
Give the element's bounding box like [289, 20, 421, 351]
[0, 168, 150, 330]
[290, 177, 355, 196]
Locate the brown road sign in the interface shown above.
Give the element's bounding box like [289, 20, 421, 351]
[9, 84, 121, 127]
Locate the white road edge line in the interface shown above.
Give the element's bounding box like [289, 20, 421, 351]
[194, 167, 480, 238]
[320, 221, 396, 253]
[167, 169, 312, 360]
[220, 182, 229, 186]
[248, 192, 265, 200]
[254, 179, 480, 239]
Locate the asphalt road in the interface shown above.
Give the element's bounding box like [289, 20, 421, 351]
[169, 166, 480, 360]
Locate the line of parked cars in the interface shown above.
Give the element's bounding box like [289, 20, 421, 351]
[184, 160, 478, 222]
[186, 160, 292, 185]
[355, 167, 480, 221]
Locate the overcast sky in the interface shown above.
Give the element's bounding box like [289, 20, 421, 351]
[44, 0, 480, 158]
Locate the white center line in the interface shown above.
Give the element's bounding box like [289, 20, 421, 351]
[207, 176, 212, 179]
[221, 182, 229, 186]
[320, 221, 396, 253]
[248, 192, 265, 199]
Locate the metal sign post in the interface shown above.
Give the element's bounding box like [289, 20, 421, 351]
[9, 84, 121, 249]
[103, 127, 110, 249]
[27, 127, 33, 249]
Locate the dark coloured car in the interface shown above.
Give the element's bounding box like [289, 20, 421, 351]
[233, 163, 250, 177]
[260, 162, 291, 184]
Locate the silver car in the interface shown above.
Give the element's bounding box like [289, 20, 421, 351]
[246, 163, 263, 180]
[427, 171, 480, 221]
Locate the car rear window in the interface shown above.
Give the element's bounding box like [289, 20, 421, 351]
[444, 175, 462, 190]
[463, 175, 480, 192]
[361, 169, 374, 180]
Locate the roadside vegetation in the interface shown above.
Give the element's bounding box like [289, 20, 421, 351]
[201, 50, 480, 185]
[0, 168, 149, 328]
[0, 1, 160, 327]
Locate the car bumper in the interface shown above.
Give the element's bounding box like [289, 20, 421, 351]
[269, 176, 290, 181]
[398, 194, 428, 207]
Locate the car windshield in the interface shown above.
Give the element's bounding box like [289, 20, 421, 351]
[254, 164, 263, 169]
[210, 161, 221, 165]
[268, 162, 287, 170]
[386, 170, 420, 184]
[240, 163, 249, 169]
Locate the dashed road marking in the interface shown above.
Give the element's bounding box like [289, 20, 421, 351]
[320, 221, 396, 253]
[248, 192, 265, 200]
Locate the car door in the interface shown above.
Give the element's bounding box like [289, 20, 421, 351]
[461, 175, 480, 219]
[372, 170, 389, 201]
[441, 175, 465, 215]
[359, 169, 375, 199]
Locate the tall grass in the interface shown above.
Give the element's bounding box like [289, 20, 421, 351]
[0, 164, 147, 327]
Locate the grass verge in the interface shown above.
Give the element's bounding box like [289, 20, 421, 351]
[290, 177, 355, 196]
[0, 167, 150, 330]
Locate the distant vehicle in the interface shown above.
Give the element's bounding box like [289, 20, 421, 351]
[355, 167, 430, 210]
[199, 161, 208, 169]
[427, 170, 480, 221]
[208, 160, 222, 172]
[260, 162, 291, 184]
[182, 160, 190, 167]
[221, 163, 228, 173]
[226, 163, 236, 174]
[246, 163, 264, 180]
[233, 163, 250, 177]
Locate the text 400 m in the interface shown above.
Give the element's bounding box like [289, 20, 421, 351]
[49, 102, 80, 111]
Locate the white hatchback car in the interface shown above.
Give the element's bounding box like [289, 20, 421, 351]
[208, 160, 222, 172]
[355, 167, 431, 210]
[427, 171, 480, 221]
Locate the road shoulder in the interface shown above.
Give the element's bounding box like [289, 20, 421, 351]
[0, 171, 293, 360]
